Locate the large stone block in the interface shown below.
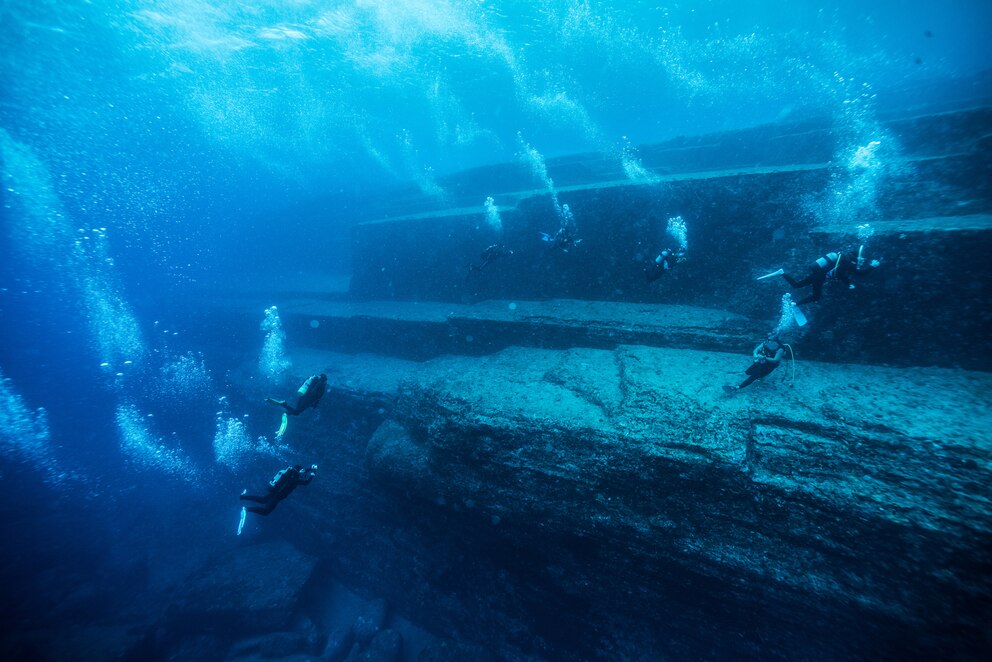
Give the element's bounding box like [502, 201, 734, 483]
[167, 541, 317, 635]
[356, 344, 992, 658]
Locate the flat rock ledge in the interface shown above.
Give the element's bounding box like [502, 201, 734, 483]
[288, 343, 991, 658]
[222, 298, 766, 361]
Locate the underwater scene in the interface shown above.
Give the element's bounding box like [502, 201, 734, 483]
[2, 1, 991, 660]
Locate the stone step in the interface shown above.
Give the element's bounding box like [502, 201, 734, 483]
[225, 297, 767, 361]
[367, 155, 982, 228]
[813, 213, 992, 235]
[277, 342, 992, 658]
[346, 105, 992, 223]
[348, 121, 991, 370]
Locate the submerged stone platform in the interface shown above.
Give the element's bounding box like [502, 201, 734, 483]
[238, 298, 765, 361]
[275, 344, 992, 660]
[347, 106, 992, 371]
[200, 103, 992, 660]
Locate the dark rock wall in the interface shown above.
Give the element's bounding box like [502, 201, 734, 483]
[340, 107, 992, 223]
[351, 109, 992, 370]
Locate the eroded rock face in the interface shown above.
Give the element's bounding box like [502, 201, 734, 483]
[348, 108, 992, 370]
[362, 345, 992, 658]
[167, 541, 317, 635]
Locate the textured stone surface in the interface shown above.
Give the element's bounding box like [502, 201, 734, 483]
[344, 628, 402, 662]
[167, 541, 317, 635]
[228, 631, 312, 660]
[240, 298, 764, 361]
[281, 344, 992, 659]
[347, 107, 992, 370]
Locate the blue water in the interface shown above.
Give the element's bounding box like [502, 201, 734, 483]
[1, 1, 991, 659]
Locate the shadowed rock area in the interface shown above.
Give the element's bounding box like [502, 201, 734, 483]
[275, 345, 992, 660]
[167, 541, 317, 635]
[349, 107, 992, 370]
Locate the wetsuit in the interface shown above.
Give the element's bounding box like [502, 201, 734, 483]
[240, 466, 315, 516]
[470, 244, 512, 271]
[267, 374, 327, 416]
[553, 228, 577, 252]
[783, 252, 877, 304]
[833, 256, 878, 289]
[782, 252, 839, 305]
[738, 341, 784, 389]
[645, 249, 684, 283]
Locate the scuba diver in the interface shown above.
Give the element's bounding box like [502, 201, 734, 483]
[760, 246, 880, 305]
[644, 247, 686, 283]
[266, 373, 327, 438]
[723, 337, 788, 392]
[239, 464, 317, 524]
[541, 225, 581, 252]
[541, 203, 582, 253]
[468, 243, 514, 272]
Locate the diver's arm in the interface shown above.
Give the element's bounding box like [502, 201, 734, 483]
[752, 344, 764, 359]
[837, 263, 853, 287]
[767, 348, 784, 365]
[854, 260, 880, 278]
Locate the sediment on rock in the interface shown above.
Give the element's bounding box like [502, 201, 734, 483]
[275, 344, 992, 659]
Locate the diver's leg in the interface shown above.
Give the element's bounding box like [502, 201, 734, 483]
[783, 272, 812, 288]
[240, 494, 268, 504]
[247, 497, 277, 516]
[266, 398, 294, 414]
[738, 375, 759, 389]
[797, 279, 824, 305]
[812, 277, 824, 300]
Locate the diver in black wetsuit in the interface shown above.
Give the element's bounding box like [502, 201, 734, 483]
[266, 373, 327, 438]
[723, 338, 786, 392]
[469, 243, 513, 272]
[543, 225, 581, 252]
[778, 248, 880, 305]
[644, 247, 686, 283]
[266, 373, 327, 416]
[541, 204, 582, 253]
[240, 464, 317, 516]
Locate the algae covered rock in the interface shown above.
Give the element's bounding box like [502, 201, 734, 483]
[363, 344, 992, 658]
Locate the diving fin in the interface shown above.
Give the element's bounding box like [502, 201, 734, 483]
[237, 506, 246, 536]
[757, 268, 785, 281]
[275, 412, 288, 439]
[791, 303, 808, 327]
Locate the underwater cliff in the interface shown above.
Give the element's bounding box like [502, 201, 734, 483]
[152, 105, 992, 661]
[3, 82, 991, 662]
[4, 2, 992, 660]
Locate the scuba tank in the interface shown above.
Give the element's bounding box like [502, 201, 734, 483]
[298, 375, 316, 396]
[269, 468, 288, 487]
[815, 252, 840, 273]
